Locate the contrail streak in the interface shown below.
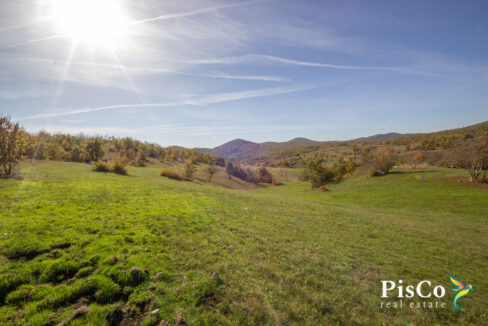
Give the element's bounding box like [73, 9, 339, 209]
[179, 54, 406, 72]
[176, 54, 448, 76]
[129, 0, 271, 25]
[249, 54, 404, 71]
[20, 102, 195, 120]
[0, 34, 67, 50]
[0, 19, 51, 33]
[19, 82, 329, 120]
[4, 57, 292, 82]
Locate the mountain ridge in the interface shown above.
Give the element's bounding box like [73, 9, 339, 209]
[194, 120, 488, 163]
[197, 132, 409, 160]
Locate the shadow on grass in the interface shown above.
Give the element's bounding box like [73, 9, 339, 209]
[388, 170, 432, 175]
[0, 175, 24, 180]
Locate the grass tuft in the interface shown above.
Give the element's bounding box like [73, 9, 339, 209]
[39, 260, 80, 283]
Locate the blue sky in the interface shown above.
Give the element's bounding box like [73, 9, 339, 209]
[1, 0, 487, 147]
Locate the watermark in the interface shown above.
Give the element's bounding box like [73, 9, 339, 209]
[449, 274, 474, 311]
[380, 274, 474, 311]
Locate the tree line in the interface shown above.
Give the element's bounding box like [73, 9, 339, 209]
[302, 137, 488, 189]
[0, 115, 223, 177]
[1, 115, 487, 185]
[25, 132, 222, 166]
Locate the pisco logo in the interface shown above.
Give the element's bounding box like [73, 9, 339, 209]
[449, 274, 474, 311]
[379, 274, 474, 310]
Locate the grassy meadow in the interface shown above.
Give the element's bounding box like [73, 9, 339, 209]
[0, 161, 487, 325]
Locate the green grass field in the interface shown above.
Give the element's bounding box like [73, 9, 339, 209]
[1, 161, 487, 325]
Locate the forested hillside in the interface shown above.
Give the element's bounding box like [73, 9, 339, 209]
[197, 121, 488, 167]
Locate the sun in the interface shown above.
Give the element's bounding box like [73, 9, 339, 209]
[51, 0, 129, 47]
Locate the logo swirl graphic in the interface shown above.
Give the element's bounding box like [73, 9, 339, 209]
[450, 274, 474, 310]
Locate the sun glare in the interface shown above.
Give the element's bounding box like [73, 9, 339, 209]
[51, 0, 129, 47]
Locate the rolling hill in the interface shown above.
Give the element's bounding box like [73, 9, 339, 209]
[351, 132, 416, 142]
[197, 133, 409, 163]
[195, 121, 488, 165]
[208, 139, 262, 160]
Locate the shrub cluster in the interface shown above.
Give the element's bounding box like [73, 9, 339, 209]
[361, 147, 397, 177]
[160, 169, 183, 180]
[111, 161, 128, 175]
[225, 162, 258, 183]
[303, 159, 335, 188]
[93, 161, 128, 175]
[303, 157, 356, 188]
[93, 161, 110, 172]
[272, 177, 283, 186]
[256, 166, 282, 185]
[257, 166, 273, 183]
[160, 161, 199, 181]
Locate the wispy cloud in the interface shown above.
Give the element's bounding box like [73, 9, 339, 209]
[129, 0, 271, 25]
[19, 102, 189, 120]
[0, 0, 270, 49]
[179, 54, 407, 72]
[0, 19, 51, 33]
[2, 58, 291, 83]
[18, 82, 327, 120]
[196, 83, 323, 104]
[248, 55, 403, 71]
[175, 54, 455, 77]
[27, 125, 137, 135]
[0, 35, 67, 50]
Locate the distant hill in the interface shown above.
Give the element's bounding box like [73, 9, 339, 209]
[199, 138, 326, 162]
[195, 121, 488, 164]
[209, 139, 265, 161]
[168, 145, 187, 150]
[264, 137, 328, 147]
[351, 132, 416, 142]
[192, 147, 211, 153]
[197, 134, 387, 162]
[392, 120, 488, 147]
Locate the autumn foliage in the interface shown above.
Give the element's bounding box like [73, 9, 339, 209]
[0, 116, 28, 176]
